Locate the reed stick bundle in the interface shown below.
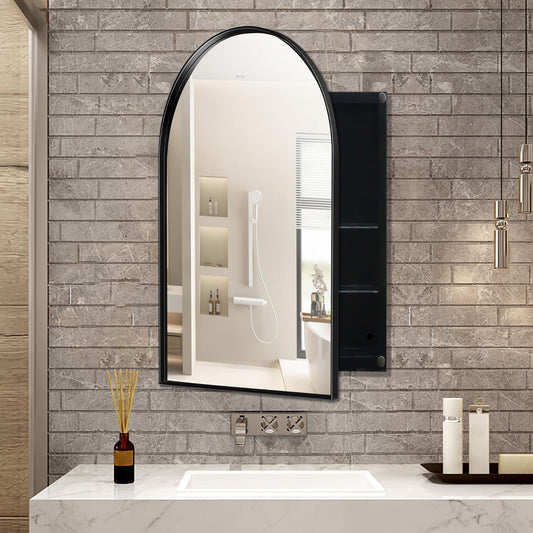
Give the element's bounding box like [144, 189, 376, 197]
[106, 369, 139, 434]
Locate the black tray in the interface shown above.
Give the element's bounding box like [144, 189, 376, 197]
[421, 463, 533, 484]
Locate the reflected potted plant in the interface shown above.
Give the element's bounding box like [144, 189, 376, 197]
[311, 264, 327, 318]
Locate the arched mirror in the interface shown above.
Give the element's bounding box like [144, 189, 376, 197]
[159, 27, 337, 398]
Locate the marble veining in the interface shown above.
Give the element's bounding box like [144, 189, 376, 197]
[31, 464, 533, 533]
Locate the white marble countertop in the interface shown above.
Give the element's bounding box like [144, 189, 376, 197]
[31, 464, 533, 532]
[32, 463, 533, 501]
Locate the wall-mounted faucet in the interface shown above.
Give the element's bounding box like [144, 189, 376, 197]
[234, 415, 247, 446]
[231, 412, 307, 446]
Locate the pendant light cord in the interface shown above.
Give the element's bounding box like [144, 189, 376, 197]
[526, 0, 529, 146]
[501, 0, 504, 200]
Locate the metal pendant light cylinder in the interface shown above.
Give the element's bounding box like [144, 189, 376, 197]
[494, 199, 509, 269]
[519, 144, 533, 214]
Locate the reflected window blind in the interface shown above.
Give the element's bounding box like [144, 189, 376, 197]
[296, 134, 332, 231]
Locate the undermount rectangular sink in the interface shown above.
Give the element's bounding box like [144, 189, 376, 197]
[177, 470, 384, 496]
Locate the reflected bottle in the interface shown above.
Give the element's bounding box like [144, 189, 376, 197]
[215, 289, 221, 315]
[208, 290, 214, 315]
[114, 433, 134, 484]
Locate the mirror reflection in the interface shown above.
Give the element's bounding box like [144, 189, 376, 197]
[164, 31, 333, 396]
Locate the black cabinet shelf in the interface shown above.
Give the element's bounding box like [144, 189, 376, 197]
[331, 92, 387, 372]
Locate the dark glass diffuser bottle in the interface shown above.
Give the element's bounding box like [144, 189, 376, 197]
[114, 432, 134, 484]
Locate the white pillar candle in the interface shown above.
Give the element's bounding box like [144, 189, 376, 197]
[443, 398, 463, 474]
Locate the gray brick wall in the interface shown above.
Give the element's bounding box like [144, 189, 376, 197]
[48, 0, 533, 479]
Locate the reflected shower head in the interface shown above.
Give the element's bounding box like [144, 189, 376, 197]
[249, 190, 263, 205]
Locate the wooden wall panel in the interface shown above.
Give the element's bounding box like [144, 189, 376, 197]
[0, 519, 29, 533]
[0, 0, 30, 529]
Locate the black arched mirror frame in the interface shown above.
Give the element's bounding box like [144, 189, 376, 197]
[158, 26, 339, 398]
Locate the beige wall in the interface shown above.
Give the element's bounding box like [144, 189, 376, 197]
[0, 1, 29, 531]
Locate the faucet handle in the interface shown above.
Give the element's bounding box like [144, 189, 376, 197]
[234, 415, 247, 446]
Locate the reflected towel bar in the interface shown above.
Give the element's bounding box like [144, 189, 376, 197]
[233, 296, 267, 307]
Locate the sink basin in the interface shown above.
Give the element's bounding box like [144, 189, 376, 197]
[177, 470, 384, 497]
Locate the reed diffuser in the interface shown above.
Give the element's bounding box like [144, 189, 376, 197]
[106, 369, 139, 484]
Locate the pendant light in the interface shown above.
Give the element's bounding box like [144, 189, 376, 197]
[495, 0, 510, 269]
[519, 0, 533, 214]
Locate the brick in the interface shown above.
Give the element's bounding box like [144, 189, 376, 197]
[110, 282, 158, 306]
[98, 179, 157, 200]
[49, 95, 100, 114]
[411, 306, 498, 327]
[49, 32, 95, 52]
[366, 11, 450, 31]
[389, 179, 451, 200]
[500, 307, 533, 326]
[390, 200, 440, 221]
[256, 0, 342, 7]
[453, 264, 530, 284]
[438, 32, 498, 52]
[60, 221, 157, 242]
[432, 327, 509, 348]
[390, 116, 437, 136]
[432, 73, 502, 94]
[390, 94, 451, 115]
[440, 286, 526, 305]
[99, 95, 167, 115]
[50, 52, 149, 73]
[79, 73, 148, 94]
[346, 369, 438, 390]
[189, 11, 276, 31]
[49, 11, 98, 30]
[311, 52, 409, 73]
[392, 327, 432, 347]
[79, 157, 157, 178]
[49, 116, 96, 136]
[98, 10, 187, 30]
[150, 390, 261, 411]
[431, 158, 499, 179]
[390, 285, 439, 305]
[95, 32, 173, 52]
[392, 159, 430, 179]
[78, 0, 165, 7]
[394, 73, 431, 93]
[437, 199, 492, 221]
[49, 347, 157, 369]
[49, 200, 95, 221]
[78, 243, 154, 263]
[392, 243, 431, 263]
[95, 199, 158, 221]
[351, 31, 436, 52]
[49, 180, 98, 200]
[414, 390, 499, 411]
[95, 116, 144, 136]
[390, 264, 451, 284]
[452, 348, 530, 369]
[49, 243, 79, 263]
[350, 391, 412, 411]
[509, 328, 533, 348]
[439, 369, 526, 390]
[431, 242, 492, 263]
[61, 137, 158, 157]
[49, 74, 78, 94]
[366, 433, 441, 455]
[390, 348, 452, 369]
[346, 0, 429, 6]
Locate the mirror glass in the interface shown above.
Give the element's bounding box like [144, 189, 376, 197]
[162, 30, 334, 397]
